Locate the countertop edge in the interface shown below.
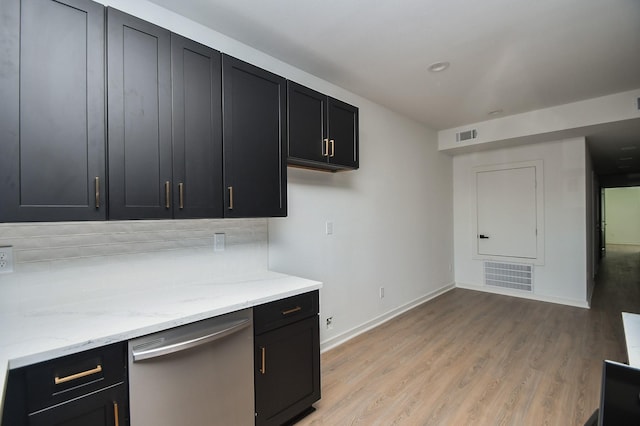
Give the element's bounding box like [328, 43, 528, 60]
[622, 312, 640, 367]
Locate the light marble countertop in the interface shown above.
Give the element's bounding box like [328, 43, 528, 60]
[0, 249, 321, 417]
[622, 312, 640, 367]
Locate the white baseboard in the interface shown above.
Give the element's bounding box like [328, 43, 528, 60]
[455, 282, 590, 309]
[319, 282, 455, 353]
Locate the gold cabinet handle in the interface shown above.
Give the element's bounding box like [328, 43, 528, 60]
[178, 182, 184, 210]
[165, 181, 170, 209]
[281, 306, 302, 316]
[228, 186, 234, 210]
[260, 346, 266, 374]
[54, 364, 102, 385]
[329, 139, 335, 157]
[322, 138, 329, 157]
[113, 401, 120, 426]
[95, 177, 100, 209]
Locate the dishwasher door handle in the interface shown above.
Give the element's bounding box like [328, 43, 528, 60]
[132, 318, 251, 362]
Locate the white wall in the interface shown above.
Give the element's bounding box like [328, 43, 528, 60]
[454, 137, 588, 307]
[605, 187, 640, 245]
[84, 0, 455, 350]
[269, 106, 454, 351]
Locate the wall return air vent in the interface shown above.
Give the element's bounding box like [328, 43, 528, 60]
[484, 261, 533, 292]
[456, 129, 477, 142]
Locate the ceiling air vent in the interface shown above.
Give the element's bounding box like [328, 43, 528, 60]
[456, 129, 477, 142]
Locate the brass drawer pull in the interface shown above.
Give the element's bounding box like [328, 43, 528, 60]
[95, 177, 100, 209]
[281, 306, 302, 316]
[178, 182, 184, 210]
[260, 346, 266, 375]
[165, 181, 171, 209]
[113, 401, 120, 426]
[322, 138, 329, 157]
[228, 186, 234, 210]
[54, 364, 103, 385]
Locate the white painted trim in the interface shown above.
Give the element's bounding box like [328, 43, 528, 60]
[319, 283, 455, 353]
[455, 282, 589, 309]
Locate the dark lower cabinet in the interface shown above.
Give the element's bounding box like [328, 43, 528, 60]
[0, 0, 106, 222]
[222, 55, 287, 218]
[28, 383, 127, 426]
[1, 343, 128, 426]
[254, 291, 320, 425]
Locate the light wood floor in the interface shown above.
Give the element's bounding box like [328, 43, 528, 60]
[298, 245, 640, 426]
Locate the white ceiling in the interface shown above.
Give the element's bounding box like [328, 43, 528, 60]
[146, 0, 640, 178]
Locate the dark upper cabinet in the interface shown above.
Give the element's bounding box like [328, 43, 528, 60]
[287, 81, 359, 172]
[327, 97, 359, 170]
[222, 55, 287, 218]
[0, 0, 106, 222]
[107, 12, 224, 220]
[107, 8, 173, 220]
[171, 34, 224, 219]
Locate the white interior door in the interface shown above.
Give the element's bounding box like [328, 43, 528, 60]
[476, 166, 537, 258]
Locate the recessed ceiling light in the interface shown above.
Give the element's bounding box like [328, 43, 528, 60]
[428, 61, 450, 73]
[488, 109, 503, 116]
[621, 146, 637, 151]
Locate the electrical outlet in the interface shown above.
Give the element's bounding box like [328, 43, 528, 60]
[325, 317, 333, 330]
[0, 246, 14, 273]
[214, 233, 225, 252]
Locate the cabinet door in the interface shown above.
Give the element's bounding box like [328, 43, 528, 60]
[28, 383, 127, 426]
[254, 316, 320, 426]
[171, 34, 223, 219]
[222, 55, 287, 218]
[327, 98, 359, 170]
[0, 0, 106, 222]
[287, 82, 328, 166]
[107, 8, 172, 219]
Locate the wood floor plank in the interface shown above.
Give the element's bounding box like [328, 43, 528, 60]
[298, 245, 639, 425]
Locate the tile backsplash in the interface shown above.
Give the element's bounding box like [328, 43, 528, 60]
[0, 219, 268, 272]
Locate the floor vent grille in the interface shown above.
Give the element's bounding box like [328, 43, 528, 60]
[484, 261, 533, 292]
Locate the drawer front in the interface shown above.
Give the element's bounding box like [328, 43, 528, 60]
[28, 382, 127, 426]
[26, 342, 126, 413]
[254, 290, 319, 335]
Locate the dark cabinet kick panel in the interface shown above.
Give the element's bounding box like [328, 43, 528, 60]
[287, 81, 359, 172]
[0, 0, 106, 221]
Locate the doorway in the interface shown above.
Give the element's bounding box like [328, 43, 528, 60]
[603, 187, 640, 247]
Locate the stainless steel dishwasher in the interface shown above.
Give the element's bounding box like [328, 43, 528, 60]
[128, 308, 254, 426]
